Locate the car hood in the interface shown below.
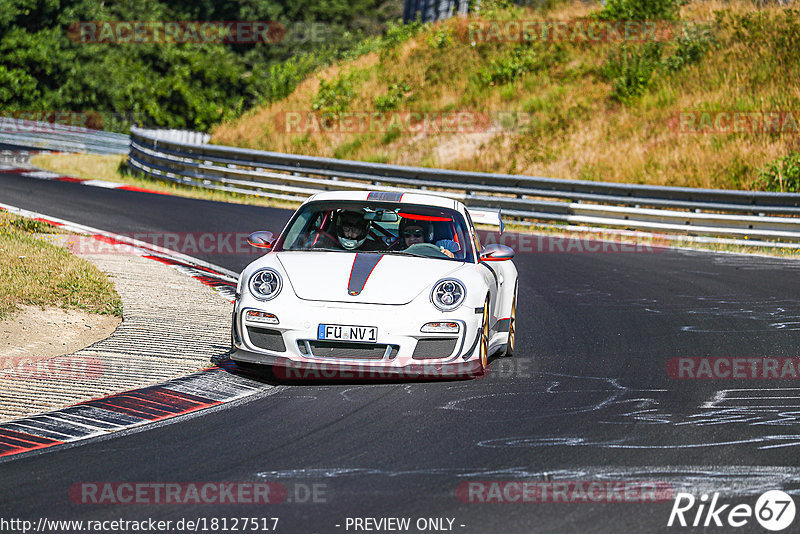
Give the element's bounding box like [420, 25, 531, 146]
[276, 251, 463, 305]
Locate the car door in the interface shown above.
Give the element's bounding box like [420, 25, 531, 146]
[466, 211, 502, 326]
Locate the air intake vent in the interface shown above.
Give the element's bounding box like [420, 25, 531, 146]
[412, 338, 458, 359]
[299, 341, 398, 360]
[247, 326, 286, 352]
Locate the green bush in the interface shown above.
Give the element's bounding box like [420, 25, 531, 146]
[381, 125, 402, 145]
[380, 19, 424, 53]
[602, 42, 663, 101]
[0, 0, 402, 132]
[312, 75, 355, 114]
[428, 28, 452, 49]
[601, 18, 712, 103]
[597, 0, 682, 21]
[264, 51, 334, 104]
[478, 45, 551, 86]
[662, 22, 713, 72]
[479, 0, 527, 19]
[757, 153, 800, 192]
[0, 65, 38, 106]
[333, 136, 365, 159]
[374, 82, 411, 111]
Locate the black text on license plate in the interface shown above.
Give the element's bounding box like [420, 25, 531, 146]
[317, 324, 378, 343]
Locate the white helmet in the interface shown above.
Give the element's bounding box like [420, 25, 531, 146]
[335, 210, 371, 250]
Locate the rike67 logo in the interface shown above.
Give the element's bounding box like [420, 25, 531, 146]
[668, 491, 796, 531]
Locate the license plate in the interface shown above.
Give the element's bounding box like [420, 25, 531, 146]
[317, 324, 378, 343]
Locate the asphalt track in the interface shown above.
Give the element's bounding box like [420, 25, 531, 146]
[2, 171, 800, 533]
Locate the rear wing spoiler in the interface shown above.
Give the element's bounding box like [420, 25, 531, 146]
[468, 208, 505, 234]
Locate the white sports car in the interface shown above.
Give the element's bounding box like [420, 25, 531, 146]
[230, 191, 517, 378]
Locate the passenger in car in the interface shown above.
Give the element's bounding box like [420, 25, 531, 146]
[399, 218, 458, 258]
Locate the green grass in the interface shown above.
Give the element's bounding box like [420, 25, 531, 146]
[0, 213, 122, 319]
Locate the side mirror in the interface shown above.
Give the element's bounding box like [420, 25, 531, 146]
[247, 231, 275, 249]
[480, 244, 514, 261]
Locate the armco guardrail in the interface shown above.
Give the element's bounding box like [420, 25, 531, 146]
[132, 128, 210, 146]
[0, 118, 129, 155]
[128, 126, 800, 243]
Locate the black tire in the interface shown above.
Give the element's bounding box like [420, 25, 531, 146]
[479, 297, 490, 373]
[503, 284, 517, 357]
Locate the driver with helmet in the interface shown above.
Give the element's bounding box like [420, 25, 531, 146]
[398, 217, 457, 258]
[298, 209, 378, 251]
[334, 209, 380, 251]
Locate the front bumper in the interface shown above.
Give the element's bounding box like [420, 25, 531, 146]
[230, 298, 483, 378]
[230, 347, 483, 379]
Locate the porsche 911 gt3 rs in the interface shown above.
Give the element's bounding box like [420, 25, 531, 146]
[230, 191, 517, 378]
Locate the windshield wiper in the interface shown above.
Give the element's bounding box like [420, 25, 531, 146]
[387, 251, 424, 257]
[387, 250, 453, 259]
[290, 247, 344, 252]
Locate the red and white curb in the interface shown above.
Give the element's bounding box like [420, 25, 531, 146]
[0, 204, 267, 459]
[0, 167, 166, 195]
[0, 365, 263, 459]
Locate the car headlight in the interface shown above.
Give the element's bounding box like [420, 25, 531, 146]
[431, 279, 466, 311]
[249, 268, 282, 301]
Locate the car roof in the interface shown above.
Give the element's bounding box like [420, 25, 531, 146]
[305, 191, 462, 212]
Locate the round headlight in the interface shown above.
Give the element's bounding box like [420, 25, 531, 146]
[431, 279, 466, 311]
[249, 268, 282, 301]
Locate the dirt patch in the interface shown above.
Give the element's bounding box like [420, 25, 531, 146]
[433, 131, 497, 167]
[0, 305, 120, 363]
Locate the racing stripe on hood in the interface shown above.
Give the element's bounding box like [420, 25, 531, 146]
[347, 253, 383, 296]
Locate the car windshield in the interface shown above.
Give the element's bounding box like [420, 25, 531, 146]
[274, 200, 474, 262]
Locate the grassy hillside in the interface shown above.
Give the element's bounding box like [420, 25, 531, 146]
[211, 0, 800, 191]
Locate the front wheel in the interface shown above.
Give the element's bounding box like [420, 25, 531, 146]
[479, 298, 490, 372]
[503, 283, 517, 357]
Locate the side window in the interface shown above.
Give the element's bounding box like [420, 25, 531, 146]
[464, 210, 481, 260]
[284, 209, 315, 249]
